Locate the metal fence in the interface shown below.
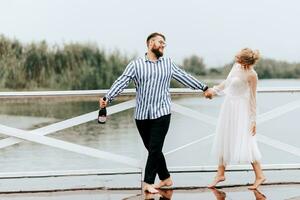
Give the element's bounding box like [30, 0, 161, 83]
[0, 88, 299, 192]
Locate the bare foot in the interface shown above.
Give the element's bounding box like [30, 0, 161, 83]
[154, 177, 173, 188]
[143, 183, 159, 194]
[248, 177, 266, 190]
[207, 176, 225, 188]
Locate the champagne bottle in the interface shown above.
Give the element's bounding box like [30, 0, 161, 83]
[98, 97, 107, 124]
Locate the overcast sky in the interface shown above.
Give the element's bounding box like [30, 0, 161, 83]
[0, 0, 299, 67]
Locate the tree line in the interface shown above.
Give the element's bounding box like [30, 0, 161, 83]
[0, 35, 129, 90]
[182, 55, 300, 79]
[0, 35, 299, 90]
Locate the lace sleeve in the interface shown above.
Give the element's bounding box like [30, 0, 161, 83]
[248, 71, 258, 123]
[212, 63, 236, 95]
[212, 80, 226, 95]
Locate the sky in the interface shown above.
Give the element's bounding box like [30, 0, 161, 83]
[0, 0, 299, 67]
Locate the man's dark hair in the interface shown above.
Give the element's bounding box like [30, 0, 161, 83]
[146, 32, 165, 46]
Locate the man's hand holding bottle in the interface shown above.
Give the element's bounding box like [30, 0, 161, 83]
[99, 97, 108, 108]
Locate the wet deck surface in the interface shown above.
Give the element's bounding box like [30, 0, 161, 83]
[0, 184, 299, 200]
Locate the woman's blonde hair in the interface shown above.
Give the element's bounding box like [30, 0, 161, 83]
[235, 48, 260, 69]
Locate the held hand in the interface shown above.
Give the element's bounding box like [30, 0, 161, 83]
[204, 88, 214, 99]
[99, 97, 108, 108]
[251, 122, 256, 136]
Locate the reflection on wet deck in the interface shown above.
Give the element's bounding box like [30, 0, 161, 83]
[0, 185, 299, 200]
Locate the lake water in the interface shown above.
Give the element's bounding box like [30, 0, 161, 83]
[0, 79, 299, 173]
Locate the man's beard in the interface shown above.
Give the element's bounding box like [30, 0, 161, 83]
[151, 47, 163, 58]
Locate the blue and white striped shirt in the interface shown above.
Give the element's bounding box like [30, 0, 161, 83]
[105, 55, 208, 120]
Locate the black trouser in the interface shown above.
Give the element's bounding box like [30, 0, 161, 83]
[135, 114, 171, 184]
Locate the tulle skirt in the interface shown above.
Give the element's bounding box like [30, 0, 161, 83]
[211, 96, 262, 165]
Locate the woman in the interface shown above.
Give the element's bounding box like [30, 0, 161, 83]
[208, 48, 266, 190]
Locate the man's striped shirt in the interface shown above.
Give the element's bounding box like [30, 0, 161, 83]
[105, 55, 208, 120]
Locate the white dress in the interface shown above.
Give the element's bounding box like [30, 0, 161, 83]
[212, 63, 262, 165]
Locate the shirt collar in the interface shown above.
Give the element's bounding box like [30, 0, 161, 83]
[144, 53, 164, 63]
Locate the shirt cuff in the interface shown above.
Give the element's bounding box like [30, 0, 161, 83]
[202, 85, 208, 92]
[105, 95, 112, 103]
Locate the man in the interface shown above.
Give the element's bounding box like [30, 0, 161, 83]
[99, 32, 213, 193]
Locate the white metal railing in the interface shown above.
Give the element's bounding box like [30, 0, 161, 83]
[0, 87, 300, 98]
[0, 87, 299, 188]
